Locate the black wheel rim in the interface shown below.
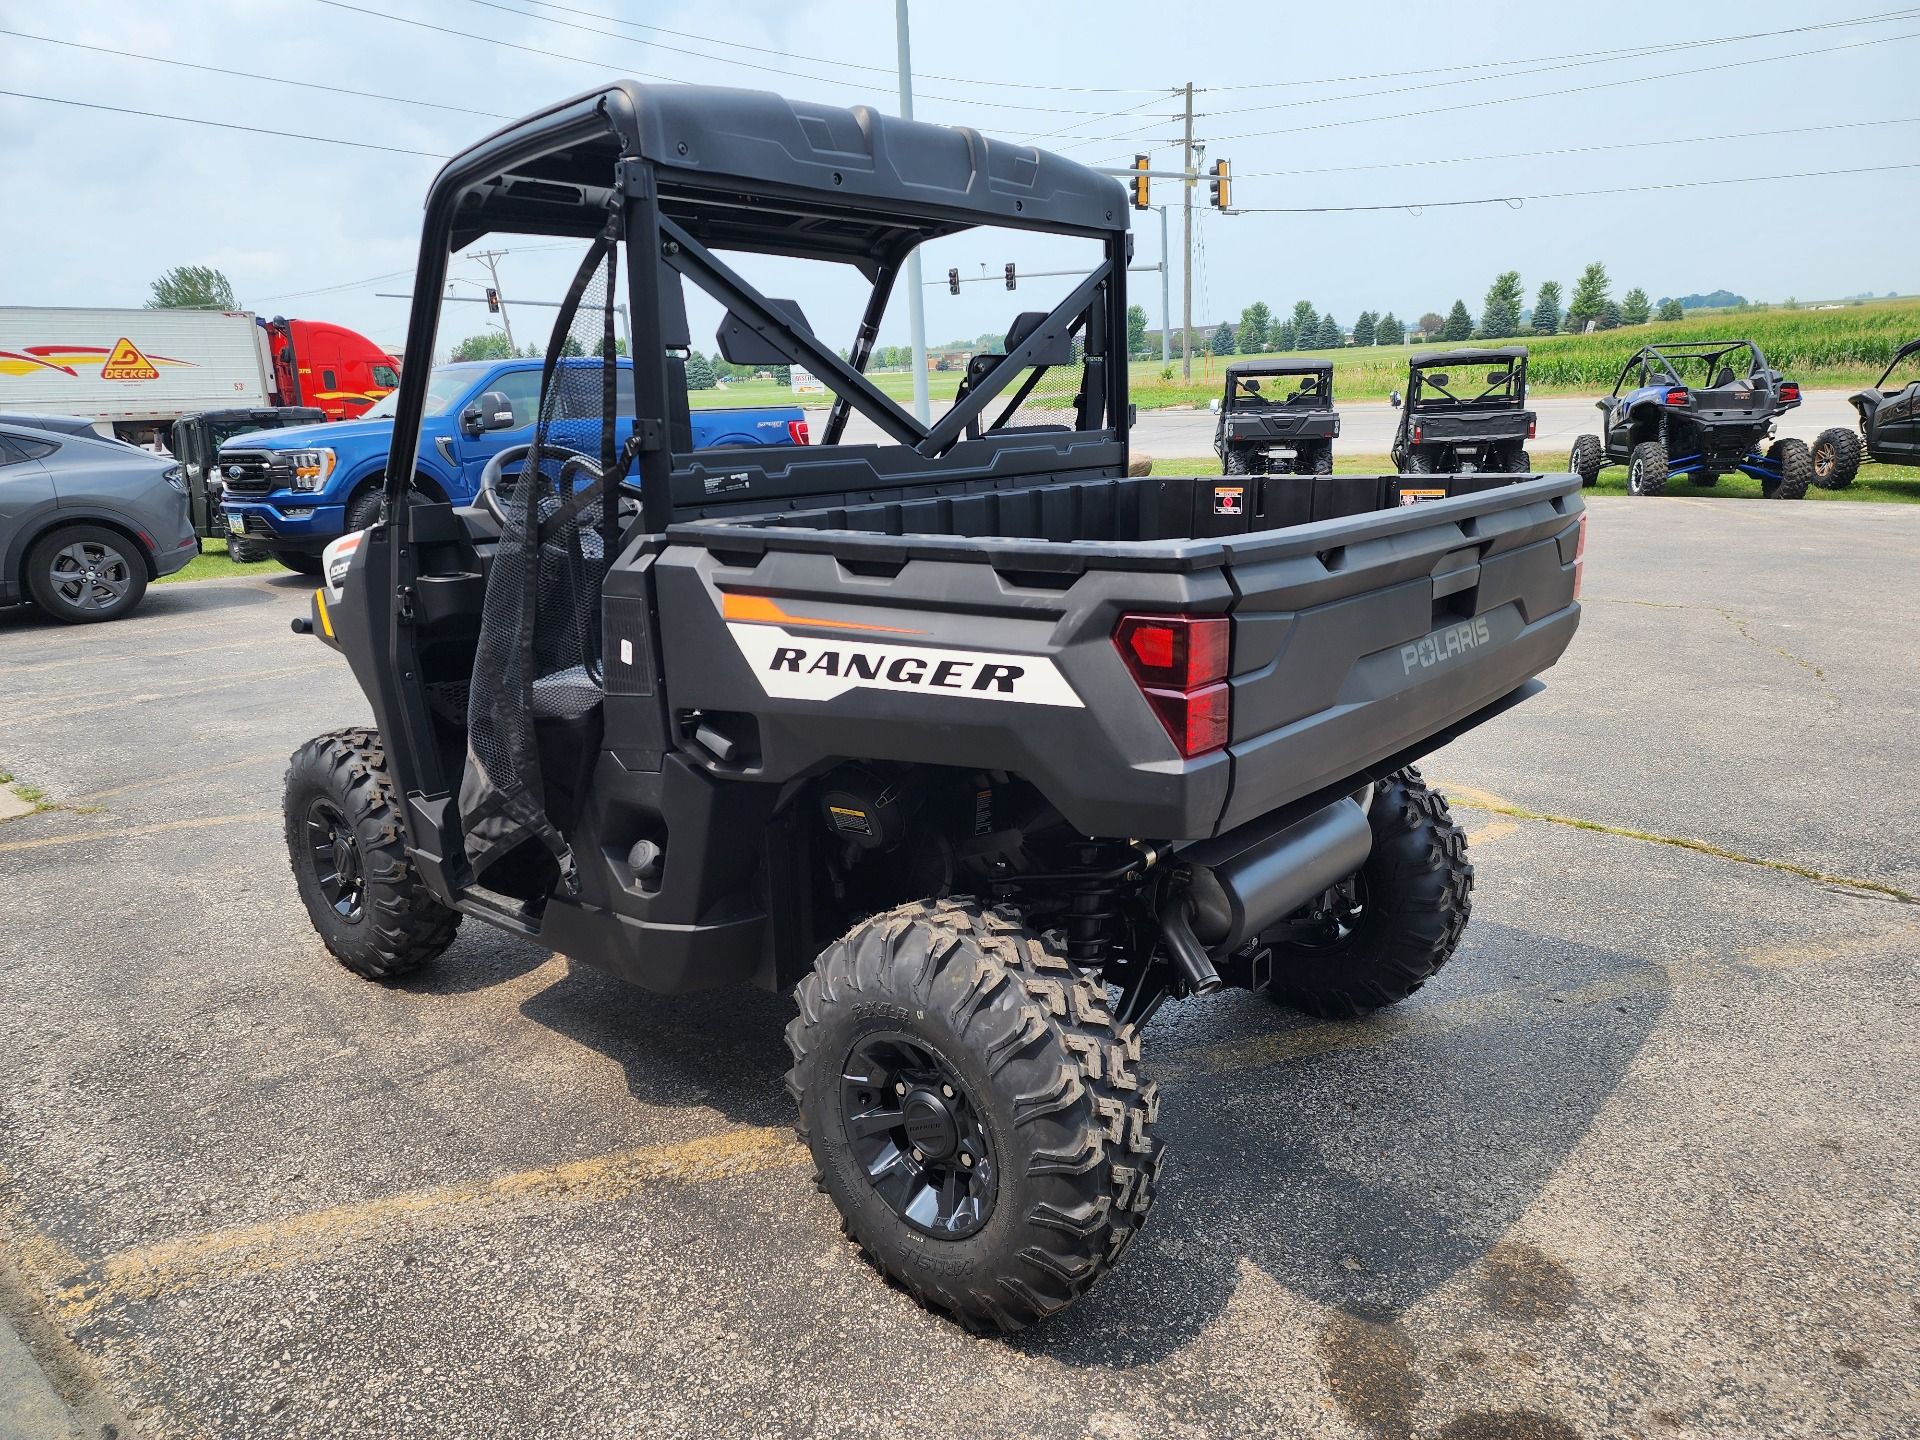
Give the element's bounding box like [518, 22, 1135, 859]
[840, 1033, 997, 1239]
[305, 797, 365, 922]
[48, 539, 132, 611]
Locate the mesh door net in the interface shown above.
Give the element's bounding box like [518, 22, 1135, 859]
[459, 232, 626, 893]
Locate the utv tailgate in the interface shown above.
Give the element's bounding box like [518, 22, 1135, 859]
[659, 473, 1582, 841]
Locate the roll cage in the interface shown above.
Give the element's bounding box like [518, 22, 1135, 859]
[1222, 360, 1334, 408]
[1405, 348, 1527, 410]
[1874, 337, 1920, 388]
[1612, 340, 1772, 397]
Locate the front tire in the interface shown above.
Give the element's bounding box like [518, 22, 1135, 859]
[1766, 438, 1812, 500]
[786, 899, 1161, 1332]
[284, 727, 460, 980]
[273, 550, 324, 576]
[1810, 429, 1859, 490]
[1264, 767, 1473, 1019]
[1627, 440, 1668, 496]
[25, 524, 147, 623]
[1569, 434, 1603, 487]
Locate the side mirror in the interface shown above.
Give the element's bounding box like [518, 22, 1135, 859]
[1389, 390, 1402, 408]
[1208, 398, 1221, 414]
[464, 390, 516, 434]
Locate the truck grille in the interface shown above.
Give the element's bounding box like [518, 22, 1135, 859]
[216, 448, 288, 496]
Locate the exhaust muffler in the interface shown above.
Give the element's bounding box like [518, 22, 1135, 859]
[1180, 796, 1374, 954]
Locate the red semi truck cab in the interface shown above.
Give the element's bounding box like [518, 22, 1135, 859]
[259, 317, 400, 421]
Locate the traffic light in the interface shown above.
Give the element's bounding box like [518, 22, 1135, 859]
[1005, 262, 1016, 291]
[948, 267, 960, 295]
[485, 286, 500, 313]
[1131, 154, 1151, 211]
[1209, 159, 1231, 210]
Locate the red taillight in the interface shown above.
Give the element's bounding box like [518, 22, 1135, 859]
[1572, 511, 1588, 599]
[1665, 387, 1689, 406]
[1413, 423, 1424, 443]
[1527, 417, 1537, 439]
[1778, 382, 1800, 403]
[787, 419, 811, 445]
[1114, 614, 1231, 757]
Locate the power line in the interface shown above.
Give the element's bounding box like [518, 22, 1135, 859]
[1200, 5, 1920, 98]
[1234, 114, 1920, 180]
[0, 89, 451, 157]
[501, 0, 1167, 93]
[1224, 160, 1920, 214]
[442, 0, 1124, 115]
[0, 27, 512, 121]
[1204, 27, 1920, 143]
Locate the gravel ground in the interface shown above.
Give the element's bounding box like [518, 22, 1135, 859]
[0, 500, 1914, 1440]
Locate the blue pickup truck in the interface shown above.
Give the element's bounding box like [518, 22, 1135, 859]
[217, 357, 807, 571]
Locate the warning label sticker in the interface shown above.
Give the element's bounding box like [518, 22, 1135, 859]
[100, 338, 161, 381]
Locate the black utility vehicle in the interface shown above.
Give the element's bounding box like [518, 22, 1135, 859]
[169, 406, 326, 559]
[1389, 347, 1536, 475]
[1811, 336, 1920, 488]
[1569, 340, 1809, 498]
[1211, 359, 1338, 475]
[281, 82, 1585, 1331]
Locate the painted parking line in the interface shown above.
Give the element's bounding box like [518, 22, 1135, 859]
[0, 810, 276, 855]
[5, 663, 321, 725]
[69, 753, 286, 805]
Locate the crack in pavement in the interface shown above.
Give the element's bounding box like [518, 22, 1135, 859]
[1583, 596, 1842, 712]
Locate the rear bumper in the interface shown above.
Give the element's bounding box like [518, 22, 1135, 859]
[152, 532, 200, 578]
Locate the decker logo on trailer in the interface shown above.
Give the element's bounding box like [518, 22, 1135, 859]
[100, 337, 161, 381]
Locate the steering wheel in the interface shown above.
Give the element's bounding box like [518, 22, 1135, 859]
[475, 442, 640, 530]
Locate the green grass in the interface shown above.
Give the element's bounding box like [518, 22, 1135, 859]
[1147, 453, 1920, 504]
[700, 297, 1920, 414]
[157, 548, 288, 584]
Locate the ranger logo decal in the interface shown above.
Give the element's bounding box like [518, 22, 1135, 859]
[726, 624, 1083, 707]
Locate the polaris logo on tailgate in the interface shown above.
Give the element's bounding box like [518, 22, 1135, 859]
[727, 625, 1083, 707]
[1402, 616, 1491, 674]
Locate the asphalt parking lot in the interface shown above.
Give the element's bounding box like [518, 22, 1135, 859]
[1, 498, 1915, 1440]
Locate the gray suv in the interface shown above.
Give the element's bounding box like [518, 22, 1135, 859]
[0, 422, 198, 623]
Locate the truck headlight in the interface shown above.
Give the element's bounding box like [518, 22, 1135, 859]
[288, 448, 336, 491]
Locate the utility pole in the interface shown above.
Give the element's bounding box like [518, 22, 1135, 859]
[468, 249, 515, 353]
[1180, 81, 1194, 382]
[896, 0, 930, 424]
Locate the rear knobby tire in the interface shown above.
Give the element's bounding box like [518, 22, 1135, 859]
[1810, 428, 1859, 490]
[1500, 445, 1532, 473]
[1307, 442, 1334, 475]
[284, 727, 460, 980]
[1627, 440, 1668, 496]
[1401, 447, 1434, 475]
[1265, 766, 1474, 1019]
[1222, 448, 1249, 475]
[1767, 438, 1812, 500]
[785, 898, 1161, 1332]
[1569, 434, 1603, 488]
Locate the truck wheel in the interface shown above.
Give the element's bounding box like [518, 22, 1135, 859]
[786, 898, 1161, 1332]
[228, 536, 270, 564]
[25, 525, 148, 624]
[1627, 441, 1668, 496]
[1765, 438, 1812, 500]
[1569, 434, 1603, 487]
[1811, 428, 1861, 489]
[284, 727, 460, 980]
[1264, 767, 1473, 1020]
[273, 550, 324, 576]
[344, 486, 386, 533]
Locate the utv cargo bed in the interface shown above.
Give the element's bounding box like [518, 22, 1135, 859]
[660, 470, 1583, 840]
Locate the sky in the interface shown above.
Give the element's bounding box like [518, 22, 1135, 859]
[2, 0, 1915, 363]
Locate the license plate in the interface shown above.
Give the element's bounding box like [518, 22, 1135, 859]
[1399, 487, 1447, 506]
[227, 515, 246, 536]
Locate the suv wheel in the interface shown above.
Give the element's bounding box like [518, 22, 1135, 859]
[1627, 440, 1668, 496]
[1264, 767, 1473, 1019]
[1764, 438, 1812, 500]
[786, 898, 1161, 1332]
[25, 525, 148, 623]
[1811, 428, 1861, 489]
[284, 727, 461, 979]
[1569, 434, 1603, 487]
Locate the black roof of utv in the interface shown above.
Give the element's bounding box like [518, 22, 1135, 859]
[1225, 359, 1334, 380]
[434, 81, 1131, 261]
[1408, 346, 1528, 368]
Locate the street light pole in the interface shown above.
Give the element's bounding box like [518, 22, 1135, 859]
[1180, 81, 1193, 383]
[896, 0, 930, 424]
[1158, 203, 1171, 365]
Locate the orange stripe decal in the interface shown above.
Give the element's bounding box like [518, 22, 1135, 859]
[721, 592, 924, 635]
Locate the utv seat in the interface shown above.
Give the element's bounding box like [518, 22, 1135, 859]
[1712, 365, 1737, 388]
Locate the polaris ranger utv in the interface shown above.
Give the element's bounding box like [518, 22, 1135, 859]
[1211, 359, 1338, 475]
[1810, 335, 1920, 488]
[281, 82, 1586, 1331]
[1389, 347, 1536, 476]
[1569, 340, 1809, 498]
